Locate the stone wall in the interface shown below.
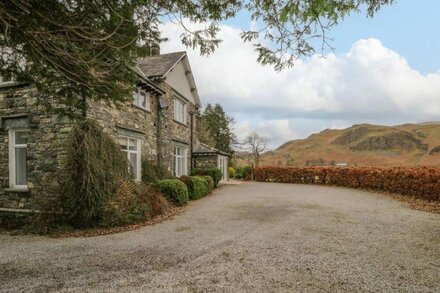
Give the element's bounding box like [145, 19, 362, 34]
[87, 95, 161, 168]
[158, 82, 197, 175]
[193, 155, 218, 169]
[0, 85, 75, 219]
[0, 78, 198, 225]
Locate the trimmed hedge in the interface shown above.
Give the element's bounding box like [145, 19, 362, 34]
[254, 166, 440, 201]
[158, 179, 189, 205]
[201, 175, 214, 193]
[242, 165, 253, 180]
[235, 165, 252, 180]
[191, 176, 209, 200]
[179, 176, 209, 200]
[191, 168, 223, 187]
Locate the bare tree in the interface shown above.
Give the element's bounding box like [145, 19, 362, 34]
[244, 133, 269, 168]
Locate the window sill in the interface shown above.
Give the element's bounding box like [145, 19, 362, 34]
[131, 104, 151, 113]
[173, 120, 188, 127]
[4, 188, 29, 193]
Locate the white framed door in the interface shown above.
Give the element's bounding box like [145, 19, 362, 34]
[217, 156, 228, 182]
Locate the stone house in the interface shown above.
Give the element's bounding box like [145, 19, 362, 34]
[0, 51, 226, 223]
[193, 143, 230, 182]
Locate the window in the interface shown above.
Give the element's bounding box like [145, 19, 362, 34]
[9, 130, 28, 189]
[174, 146, 188, 177]
[119, 137, 141, 181]
[132, 88, 150, 111]
[174, 97, 187, 124]
[0, 75, 14, 84]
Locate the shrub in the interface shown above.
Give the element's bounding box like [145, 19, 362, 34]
[191, 176, 209, 200]
[254, 166, 440, 202]
[201, 175, 214, 193]
[179, 175, 194, 198]
[229, 167, 236, 179]
[242, 165, 253, 180]
[234, 167, 243, 179]
[142, 159, 172, 183]
[101, 179, 151, 227]
[179, 176, 209, 199]
[158, 179, 189, 205]
[136, 183, 169, 217]
[191, 168, 223, 187]
[63, 120, 130, 228]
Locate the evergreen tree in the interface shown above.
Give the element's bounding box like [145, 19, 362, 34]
[200, 104, 236, 154]
[0, 0, 393, 115]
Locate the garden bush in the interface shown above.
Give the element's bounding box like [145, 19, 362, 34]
[234, 167, 243, 179]
[190, 176, 209, 200]
[254, 166, 440, 201]
[242, 165, 253, 180]
[101, 179, 151, 227]
[136, 183, 169, 217]
[142, 159, 172, 183]
[63, 120, 130, 228]
[229, 167, 236, 179]
[158, 179, 189, 205]
[201, 175, 215, 193]
[179, 175, 194, 198]
[179, 176, 209, 199]
[191, 168, 223, 187]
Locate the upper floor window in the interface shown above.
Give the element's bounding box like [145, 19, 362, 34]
[0, 75, 14, 84]
[119, 136, 141, 181]
[133, 88, 150, 111]
[174, 97, 187, 124]
[9, 129, 28, 189]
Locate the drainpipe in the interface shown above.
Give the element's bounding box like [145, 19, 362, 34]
[156, 95, 162, 166]
[190, 110, 194, 169]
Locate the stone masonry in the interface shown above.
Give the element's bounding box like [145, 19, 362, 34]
[0, 79, 197, 225]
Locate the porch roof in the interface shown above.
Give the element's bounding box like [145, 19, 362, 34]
[193, 143, 231, 157]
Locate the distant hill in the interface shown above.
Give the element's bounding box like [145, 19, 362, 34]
[257, 123, 440, 167]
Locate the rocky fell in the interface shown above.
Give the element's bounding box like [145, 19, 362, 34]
[259, 123, 440, 167]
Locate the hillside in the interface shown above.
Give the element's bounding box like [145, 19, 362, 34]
[257, 123, 440, 167]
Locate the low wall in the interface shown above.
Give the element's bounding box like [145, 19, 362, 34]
[254, 166, 440, 201]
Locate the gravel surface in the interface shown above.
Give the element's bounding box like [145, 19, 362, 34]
[1, 182, 439, 292]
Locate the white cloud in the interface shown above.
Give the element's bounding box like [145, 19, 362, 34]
[235, 119, 298, 149]
[160, 21, 440, 148]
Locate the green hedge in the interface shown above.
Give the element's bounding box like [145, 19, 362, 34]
[191, 168, 223, 187]
[158, 179, 189, 205]
[191, 176, 209, 200]
[201, 175, 214, 193]
[179, 176, 210, 200]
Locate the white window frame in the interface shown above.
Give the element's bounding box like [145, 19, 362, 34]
[174, 97, 187, 124]
[132, 88, 150, 111]
[0, 75, 13, 84]
[9, 129, 29, 190]
[174, 146, 188, 177]
[119, 136, 142, 181]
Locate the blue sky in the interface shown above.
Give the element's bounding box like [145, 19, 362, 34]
[161, 1, 440, 148]
[224, 0, 440, 74]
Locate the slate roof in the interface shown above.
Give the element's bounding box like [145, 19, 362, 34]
[193, 143, 231, 156]
[137, 51, 186, 78]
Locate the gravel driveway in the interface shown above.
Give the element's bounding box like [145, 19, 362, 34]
[1, 182, 439, 292]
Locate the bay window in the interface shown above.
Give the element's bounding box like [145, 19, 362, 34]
[119, 137, 141, 181]
[9, 129, 28, 189]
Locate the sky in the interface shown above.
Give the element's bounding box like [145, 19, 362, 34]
[160, 0, 440, 149]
